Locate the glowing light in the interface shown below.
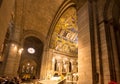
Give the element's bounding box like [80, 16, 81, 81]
[14, 46, 17, 50]
[27, 63, 30, 66]
[11, 43, 15, 47]
[27, 47, 35, 54]
[11, 43, 17, 51]
[51, 77, 60, 80]
[52, 57, 55, 62]
[18, 48, 24, 54]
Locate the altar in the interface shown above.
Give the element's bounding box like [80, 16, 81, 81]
[37, 79, 66, 84]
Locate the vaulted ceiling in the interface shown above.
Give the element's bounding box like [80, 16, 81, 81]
[21, 0, 64, 38]
[0, 0, 87, 47]
[13, 0, 87, 42]
[14, 0, 88, 56]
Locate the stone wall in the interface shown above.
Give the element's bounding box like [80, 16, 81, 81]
[97, 0, 120, 83]
[0, 0, 14, 52]
[0, 0, 15, 75]
[78, 1, 93, 84]
[94, 0, 111, 84]
[77, 0, 115, 84]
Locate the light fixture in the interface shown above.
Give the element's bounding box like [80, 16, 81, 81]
[18, 48, 24, 54]
[27, 47, 35, 54]
[27, 63, 30, 66]
[11, 43, 18, 51]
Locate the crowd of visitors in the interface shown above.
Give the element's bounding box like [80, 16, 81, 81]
[0, 76, 21, 84]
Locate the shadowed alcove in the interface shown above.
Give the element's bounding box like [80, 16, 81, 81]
[18, 36, 43, 81]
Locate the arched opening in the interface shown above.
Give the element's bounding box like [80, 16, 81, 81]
[49, 7, 78, 83]
[18, 36, 43, 81]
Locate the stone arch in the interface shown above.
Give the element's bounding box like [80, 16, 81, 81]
[112, 4, 120, 29]
[103, 0, 120, 21]
[103, 0, 114, 20]
[21, 30, 45, 46]
[19, 35, 44, 80]
[45, 1, 78, 80]
[47, 0, 76, 48]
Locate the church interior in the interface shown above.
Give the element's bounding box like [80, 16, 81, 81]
[0, 0, 120, 84]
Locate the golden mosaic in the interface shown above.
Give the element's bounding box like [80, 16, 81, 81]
[50, 7, 78, 56]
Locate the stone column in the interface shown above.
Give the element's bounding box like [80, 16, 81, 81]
[0, 0, 15, 49]
[3, 43, 22, 77]
[3, 0, 24, 77]
[77, 1, 93, 84]
[3, 24, 22, 77]
[110, 24, 120, 83]
[52, 57, 56, 72]
[65, 61, 69, 73]
[40, 48, 54, 79]
[57, 59, 63, 73]
[40, 47, 47, 80]
[98, 22, 111, 84]
[47, 49, 54, 71]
